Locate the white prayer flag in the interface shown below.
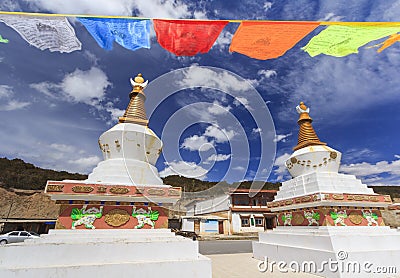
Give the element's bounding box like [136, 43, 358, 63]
[0, 15, 82, 53]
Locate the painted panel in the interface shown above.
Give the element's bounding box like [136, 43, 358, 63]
[56, 205, 168, 229]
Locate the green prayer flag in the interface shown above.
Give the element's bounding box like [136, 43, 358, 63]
[0, 35, 9, 43]
[302, 25, 400, 57]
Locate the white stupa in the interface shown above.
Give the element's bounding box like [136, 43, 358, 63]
[0, 74, 212, 277]
[253, 102, 400, 278]
[86, 73, 166, 187]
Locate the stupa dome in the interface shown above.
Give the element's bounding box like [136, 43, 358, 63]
[286, 102, 341, 177]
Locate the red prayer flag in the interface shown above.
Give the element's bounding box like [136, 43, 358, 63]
[153, 19, 228, 56]
[229, 21, 320, 60]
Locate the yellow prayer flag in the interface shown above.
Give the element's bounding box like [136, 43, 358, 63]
[302, 25, 400, 57]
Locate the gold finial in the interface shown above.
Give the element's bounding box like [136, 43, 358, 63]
[299, 101, 307, 111]
[293, 101, 326, 151]
[130, 73, 148, 94]
[118, 73, 149, 126]
[134, 73, 145, 84]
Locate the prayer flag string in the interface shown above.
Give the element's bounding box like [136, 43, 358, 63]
[0, 10, 399, 58]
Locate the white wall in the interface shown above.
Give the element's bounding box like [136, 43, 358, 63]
[232, 213, 242, 233]
[186, 207, 195, 216]
[182, 219, 194, 232]
[186, 195, 230, 215]
[231, 213, 265, 233]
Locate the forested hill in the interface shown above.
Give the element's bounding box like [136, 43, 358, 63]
[0, 157, 399, 200]
[0, 157, 282, 192]
[0, 158, 87, 190]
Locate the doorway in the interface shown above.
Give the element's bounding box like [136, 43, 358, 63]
[218, 221, 224, 234]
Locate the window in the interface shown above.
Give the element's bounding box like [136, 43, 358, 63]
[9, 232, 19, 236]
[234, 195, 250, 206]
[20, 232, 29, 237]
[255, 218, 263, 227]
[241, 218, 249, 227]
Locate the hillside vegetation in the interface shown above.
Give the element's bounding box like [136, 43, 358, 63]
[0, 158, 87, 190]
[0, 158, 399, 200]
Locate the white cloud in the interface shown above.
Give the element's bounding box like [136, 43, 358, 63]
[0, 85, 14, 99]
[178, 65, 254, 93]
[395, 155, 400, 159]
[206, 153, 231, 163]
[68, 156, 101, 171]
[214, 30, 233, 49]
[263, 2, 273, 11]
[342, 148, 377, 163]
[134, 0, 190, 18]
[233, 96, 252, 110]
[0, 0, 21, 11]
[30, 67, 121, 124]
[61, 67, 111, 105]
[381, 1, 400, 21]
[159, 160, 208, 179]
[340, 156, 400, 186]
[258, 69, 277, 78]
[252, 127, 262, 134]
[50, 143, 76, 153]
[233, 166, 245, 171]
[193, 10, 207, 19]
[25, 0, 136, 15]
[0, 85, 30, 111]
[274, 132, 292, 143]
[103, 102, 125, 123]
[26, 0, 204, 19]
[281, 50, 400, 121]
[207, 100, 231, 115]
[0, 100, 30, 111]
[134, 0, 206, 19]
[273, 153, 291, 181]
[32, 67, 111, 106]
[340, 158, 400, 177]
[319, 12, 344, 21]
[12, 138, 101, 174]
[181, 135, 214, 152]
[204, 125, 235, 143]
[180, 124, 236, 154]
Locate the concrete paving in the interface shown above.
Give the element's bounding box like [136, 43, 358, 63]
[199, 240, 253, 255]
[206, 253, 318, 278]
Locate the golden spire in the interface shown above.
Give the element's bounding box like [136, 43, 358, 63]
[293, 102, 326, 151]
[118, 73, 149, 126]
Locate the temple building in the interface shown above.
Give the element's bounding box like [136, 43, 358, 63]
[182, 189, 277, 235]
[252, 101, 400, 278]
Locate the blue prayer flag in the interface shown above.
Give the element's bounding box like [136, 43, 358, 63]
[78, 18, 150, 51]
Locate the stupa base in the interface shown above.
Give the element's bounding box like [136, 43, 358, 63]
[0, 229, 211, 278]
[45, 181, 182, 230]
[253, 226, 400, 278]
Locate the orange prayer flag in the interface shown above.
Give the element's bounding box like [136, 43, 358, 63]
[153, 19, 228, 56]
[377, 33, 400, 53]
[229, 21, 320, 60]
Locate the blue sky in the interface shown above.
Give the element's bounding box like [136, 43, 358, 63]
[0, 0, 399, 186]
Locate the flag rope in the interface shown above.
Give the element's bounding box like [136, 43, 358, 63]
[0, 10, 399, 26]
